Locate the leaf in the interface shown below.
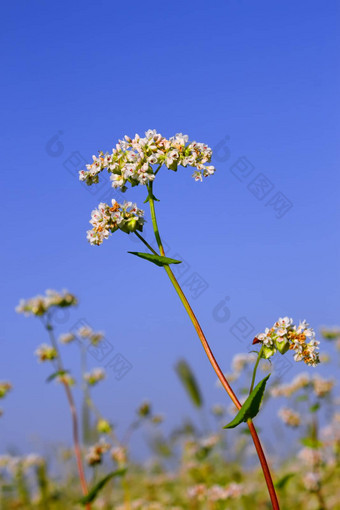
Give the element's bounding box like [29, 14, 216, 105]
[79, 468, 127, 505]
[300, 437, 323, 449]
[175, 360, 203, 408]
[309, 403, 320, 413]
[275, 473, 295, 490]
[128, 252, 182, 267]
[46, 370, 69, 383]
[223, 375, 270, 429]
[144, 193, 160, 203]
[295, 395, 308, 402]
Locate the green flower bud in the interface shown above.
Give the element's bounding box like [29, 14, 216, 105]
[261, 345, 276, 359]
[275, 339, 290, 354]
[97, 419, 112, 434]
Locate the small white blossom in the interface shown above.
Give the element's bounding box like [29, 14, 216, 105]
[79, 130, 215, 191]
[86, 199, 145, 246]
[255, 318, 320, 366]
[84, 368, 106, 386]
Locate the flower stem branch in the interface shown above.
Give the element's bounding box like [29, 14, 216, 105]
[144, 191, 280, 510]
[45, 320, 90, 509]
[249, 346, 265, 394]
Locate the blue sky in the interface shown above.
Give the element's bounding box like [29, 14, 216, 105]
[1, 0, 339, 457]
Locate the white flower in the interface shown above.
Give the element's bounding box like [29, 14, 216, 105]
[278, 407, 301, 427]
[79, 130, 216, 191]
[84, 368, 106, 385]
[256, 317, 320, 366]
[16, 290, 77, 317]
[87, 199, 145, 246]
[35, 344, 57, 362]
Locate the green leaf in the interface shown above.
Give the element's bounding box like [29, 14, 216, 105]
[175, 360, 203, 408]
[274, 473, 295, 490]
[300, 437, 322, 449]
[295, 395, 308, 402]
[309, 403, 320, 413]
[79, 468, 127, 505]
[223, 375, 270, 429]
[46, 370, 69, 383]
[128, 252, 182, 267]
[144, 193, 160, 203]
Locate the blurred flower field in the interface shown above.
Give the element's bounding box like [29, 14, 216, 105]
[1, 308, 339, 509]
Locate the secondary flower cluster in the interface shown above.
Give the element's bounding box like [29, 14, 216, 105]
[35, 344, 57, 362]
[59, 326, 104, 345]
[271, 373, 334, 398]
[254, 317, 320, 366]
[278, 407, 301, 427]
[79, 130, 215, 191]
[0, 382, 11, 399]
[16, 290, 77, 317]
[84, 368, 106, 386]
[87, 199, 145, 246]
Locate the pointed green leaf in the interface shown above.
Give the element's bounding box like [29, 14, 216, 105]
[223, 375, 270, 429]
[79, 468, 127, 505]
[275, 473, 295, 490]
[309, 403, 320, 413]
[175, 360, 203, 408]
[144, 193, 160, 203]
[128, 252, 182, 267]
[46, 370, 69, 383]
[300, 437, 322, 449]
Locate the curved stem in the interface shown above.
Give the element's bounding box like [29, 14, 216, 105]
[249, 346, 264, 394]
[145, 192, 280, 510]
[45, 321, 90, 509]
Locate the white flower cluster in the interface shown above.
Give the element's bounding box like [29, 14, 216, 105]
[187, 482, 243, 502]
[79, 130, 215, 191]
[0, 382, 11, 399]
[59, 326, 104, 345]
[84, 367, 106, 386]
[255, 317, 320, 366]
[85, 439, 110, 466]
[16, 289, 77, 317]
[271, 372, 333, 398]
[278, 407, 301, 427]
[87, 199, 145, 246]
[0, 454, 44, 475]
[35, 344, 57, 362]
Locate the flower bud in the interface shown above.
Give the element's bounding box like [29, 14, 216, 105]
[97, 419, 112, 434]
[275, 339, 290, 354]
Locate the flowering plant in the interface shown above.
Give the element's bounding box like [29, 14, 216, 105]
[77, 129, 322, 510]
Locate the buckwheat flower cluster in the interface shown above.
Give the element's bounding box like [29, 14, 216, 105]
[79, 130, 215, 191]
[278, 407, 301, 427]
[16, 290, 77, 317]
[255, 317, 320, 366]
[84, 368, 106, 386]
[85, 439, 110, 466]
[312, 374, 334, 398]
[59, 332, 75, 344]
[111, 446, 128, 467]
[87, 199, 145, 246]
[0, 382, 12, 399]
[56, 373, 75, 386]
[77, 326, 104, 344]
[303, 472, 321, 492]
[35, 344, 57, 362]
[271, 373, 310, 397]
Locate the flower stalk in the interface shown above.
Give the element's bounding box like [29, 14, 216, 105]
[144, 189, 280, 510]
[44, 319, 90, 509]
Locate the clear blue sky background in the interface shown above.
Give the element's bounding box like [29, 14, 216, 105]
[1, 0, 339, 458]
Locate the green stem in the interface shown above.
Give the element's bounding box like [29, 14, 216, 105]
[44, 319, 90, 509]
[249, 346, 264, 394]
[144, 190, 280, 510]
[147, 181, 165, 256]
